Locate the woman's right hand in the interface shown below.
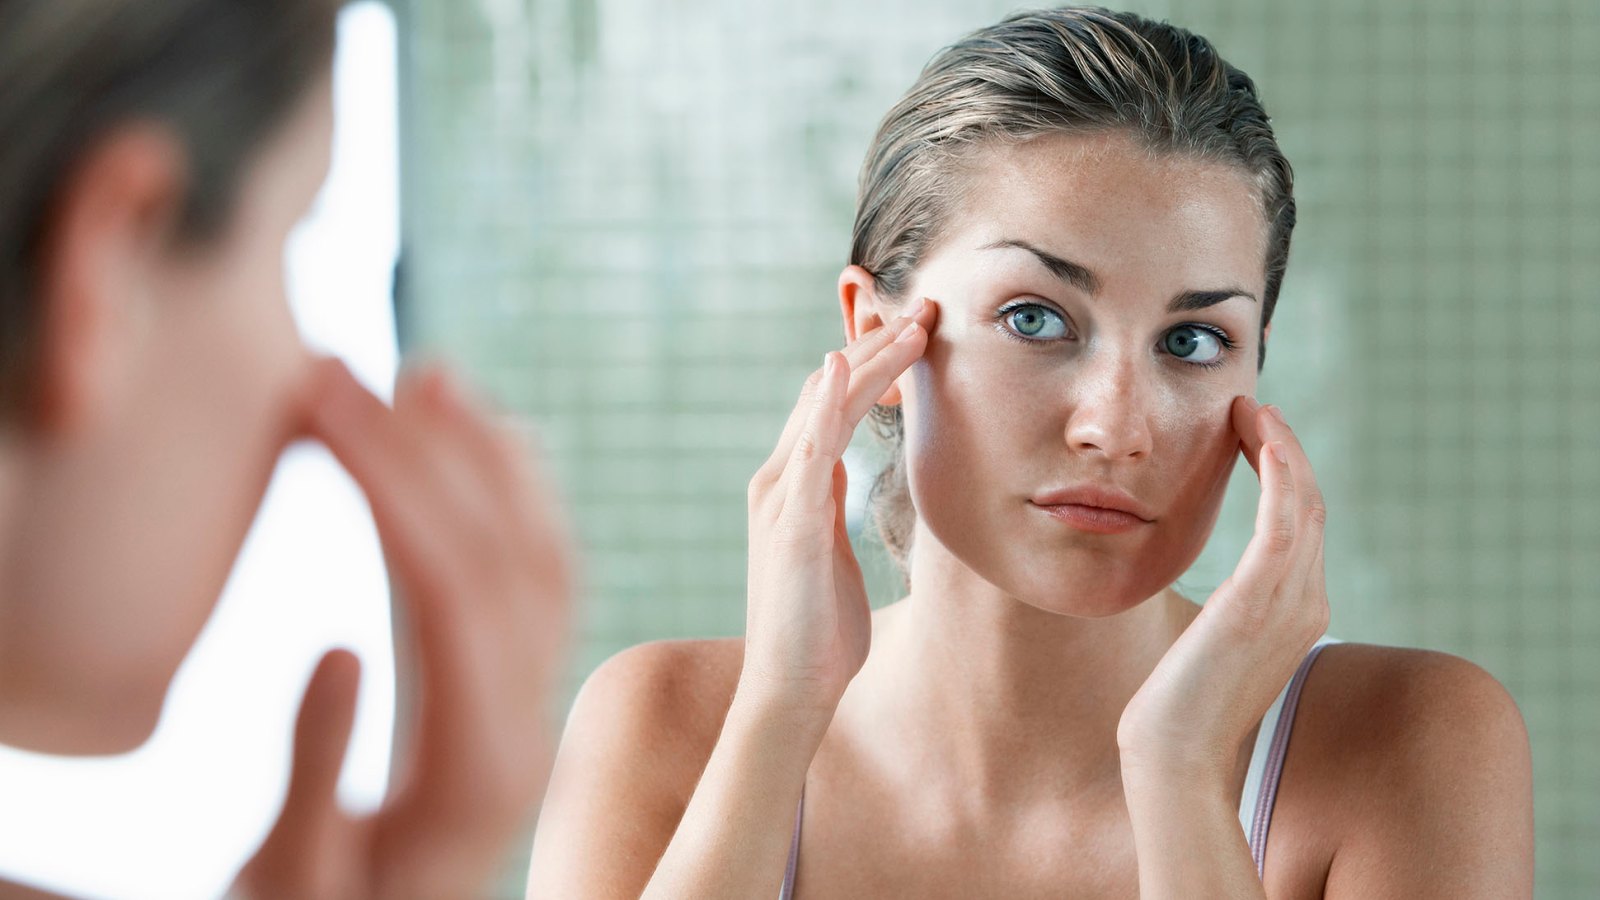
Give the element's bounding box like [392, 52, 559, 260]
[233, 359, 574, 900]
[739, 298, 938, 718]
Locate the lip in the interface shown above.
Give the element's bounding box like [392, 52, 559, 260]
[1030, 485, 1155, 535]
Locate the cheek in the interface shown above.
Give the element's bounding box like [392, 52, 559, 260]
[1145, 379, 1247, 561]
[901, 333, 1048, 489]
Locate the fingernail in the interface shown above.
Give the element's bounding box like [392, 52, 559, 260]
[894, 321, 922, 343]
[823, 352, 837, 374]
[1270, 441, 1289, 464]
[1265, 404, 1286, 424]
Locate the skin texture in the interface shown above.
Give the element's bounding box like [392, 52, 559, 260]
[528, 129, 1532, 898]
[0, 65, 574, 900]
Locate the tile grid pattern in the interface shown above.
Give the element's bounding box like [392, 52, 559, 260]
[398, 0, 1598, 894]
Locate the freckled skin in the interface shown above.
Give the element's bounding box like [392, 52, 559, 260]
[895, 131, 1272, 615]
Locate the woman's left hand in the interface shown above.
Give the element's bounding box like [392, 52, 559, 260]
[1116, 396, 1330, 786]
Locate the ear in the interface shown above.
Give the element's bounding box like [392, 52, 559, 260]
[836, 264, 908, 407]
[838, 264, 886, 344]
[31, 126, 186, 435]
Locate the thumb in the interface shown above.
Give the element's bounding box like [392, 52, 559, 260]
[238, 649, 362, 895]
[280, 649, 361, 826]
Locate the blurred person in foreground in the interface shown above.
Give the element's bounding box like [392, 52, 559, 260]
[527, 8, 1533, 899]
[0, 1, 574, 897]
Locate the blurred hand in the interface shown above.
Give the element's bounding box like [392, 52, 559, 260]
[739, 299, 938, 718]
[232, 359, 574, 900]
[1117, 397, 1329, 783]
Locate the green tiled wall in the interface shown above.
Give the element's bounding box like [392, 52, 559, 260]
[396, 0, 1598, 894]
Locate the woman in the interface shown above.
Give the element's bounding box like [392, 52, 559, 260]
[0, 1, 572, 897]
[528, 7, 1532, 898]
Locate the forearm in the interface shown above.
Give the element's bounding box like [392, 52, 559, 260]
[1121, 764, 1267, 900]
[642, 691, 829, 900]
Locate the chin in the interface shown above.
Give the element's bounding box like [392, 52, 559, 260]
[0, 673, 165, 757]
[1006, 564, 1172, 618]
[937, 518, 1192, 617]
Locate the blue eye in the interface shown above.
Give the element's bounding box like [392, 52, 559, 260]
[1004, 304, 1069, 340]
[1162, 325, 1229, 364]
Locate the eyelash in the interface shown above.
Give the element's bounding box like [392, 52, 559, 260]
[1168, 323, 1238, 370]
[992, 301, 1240, 369]
[994, 300, 1074, 344]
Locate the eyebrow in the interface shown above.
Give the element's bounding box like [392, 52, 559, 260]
[980, 239, 1100, 294]
[979, 238, 1258, 312]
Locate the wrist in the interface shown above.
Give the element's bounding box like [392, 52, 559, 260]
[1119, 748, 1232, 799]
[727, 678, 837, 752]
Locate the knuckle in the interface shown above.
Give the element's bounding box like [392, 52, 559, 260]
[799, 368, 824, 398]
[1308, 601, 1332, 636]
[1266, 521, 1297, 555]
[793, 432, 822, 464]
[747, 472, 781, 513]
[1227, 595, 1274, 639]
[1305, 495, 1329, 529]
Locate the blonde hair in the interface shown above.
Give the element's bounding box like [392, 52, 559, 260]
[854, 6, 1297, 576]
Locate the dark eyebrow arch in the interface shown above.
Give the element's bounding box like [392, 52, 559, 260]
[980, 238, 1257, 311]
[1169, 289, 1257, 312]
[979, 239, 1101, 294]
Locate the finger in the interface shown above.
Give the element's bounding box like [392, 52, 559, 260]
[1257, 405, 1326, 535]
[308, 363, 475, 599]
[760, 299, 937, 478]
[831, 459, 850, 543]
[305, 357, 417, 494]
[1231, 395, 1266, 477]
[396, 365, 559, 543]
[839, 320, 930, 427]
[255, 649, 361, 868]
[777, 352, 850, 525]
[1232, 440, 1298, 597]
[839, 296, 937, 371]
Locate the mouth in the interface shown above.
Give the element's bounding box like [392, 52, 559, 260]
[1029, 485, 1155, 535]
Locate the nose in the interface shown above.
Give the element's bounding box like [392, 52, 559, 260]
[1064, 354, 1154, 460]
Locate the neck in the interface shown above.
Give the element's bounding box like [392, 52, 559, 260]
[842, 525, 1201, 809]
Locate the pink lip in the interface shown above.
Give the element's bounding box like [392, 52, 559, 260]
[1030, 485, 1155, 535]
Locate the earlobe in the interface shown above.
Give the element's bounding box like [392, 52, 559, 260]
[31, 127, 185, 434]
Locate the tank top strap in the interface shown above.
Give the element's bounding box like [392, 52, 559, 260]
[779, 787, 803, 900]
[1241, 635, 1341, 877]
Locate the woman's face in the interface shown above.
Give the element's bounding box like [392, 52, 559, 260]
[894, 131, 1269, 616]
[0, 72, 333, 752]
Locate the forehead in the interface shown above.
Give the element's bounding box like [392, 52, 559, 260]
[928, 131, 1270, 301]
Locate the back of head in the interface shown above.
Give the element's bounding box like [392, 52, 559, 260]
[0, 0, 338, 416]
[852, 6, 1297, 573]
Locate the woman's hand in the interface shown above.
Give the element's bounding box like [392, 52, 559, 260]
[1117, 397, 1330, 784]
[232, 359, 574, 900]
[738, 298, 938, 720]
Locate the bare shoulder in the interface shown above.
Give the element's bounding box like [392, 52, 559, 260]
[526, 638, 745, 899]
[1302, 642, 1529, 777]
[1282, 642, 1533, 898]
[570, 637, 744, 776]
